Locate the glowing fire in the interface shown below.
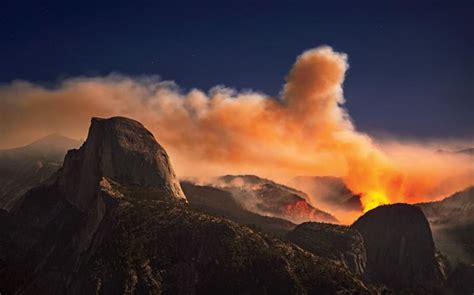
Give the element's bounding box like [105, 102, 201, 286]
[362, 190, 390, 212]
[284, 200, 320, 223]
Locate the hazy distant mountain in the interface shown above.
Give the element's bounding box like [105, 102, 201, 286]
[437, 148, 474, 156]
[418, 187, 474, 226]
[0, 134, 81, 211]
[417, 187, 474, 264]
[216, 175, 338, 224]
[290, 176, 363, 212]
[0, 117, 373, 294]
[457, 148, 474, 156]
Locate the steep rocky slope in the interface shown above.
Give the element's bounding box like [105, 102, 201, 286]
[216, 175, 338, 223]
[352, 204, 446, 292]
[286, 222, 366, 276]
[417, 187, 474, 264]
[0, 134, 80, 210]
[418, 187, 474, 226]
[417, 187, 474, 293]
[181, 181, 296, 236]
[0, 117, 373, 294]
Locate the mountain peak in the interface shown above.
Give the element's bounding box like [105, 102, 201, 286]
[59, 116, 185, 210]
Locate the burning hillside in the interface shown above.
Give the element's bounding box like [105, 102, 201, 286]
[214, 175, 338, 224]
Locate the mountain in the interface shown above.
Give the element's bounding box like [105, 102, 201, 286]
[290, 176, 363, 212]
[181, 181, 296, 236]
[417, 187, 474, 226]
[286, 222, 367, 276]
[0, 117, 373, 294]
[456, 148, 474, 156]
[0, 134, 81, 211]
[216, 175, 338, 224]
[417, 187, 474, 264]
[437, 148, 474, 156]
[352, 204, 446, 292]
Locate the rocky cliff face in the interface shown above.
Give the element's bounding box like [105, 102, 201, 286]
[352, 204, 445, 291]
[0, 117, 373, 294]
[58, 117, 185, 211]
[286, 222, 367, 276]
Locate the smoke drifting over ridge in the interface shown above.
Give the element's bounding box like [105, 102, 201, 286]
[0, 46, 472, 218]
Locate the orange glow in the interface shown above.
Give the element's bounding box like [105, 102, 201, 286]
[0, 46, 472, 223]
[362, 190, 390, 212]
[284, 200, 332, 223]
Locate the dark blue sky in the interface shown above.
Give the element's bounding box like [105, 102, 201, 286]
[1, 0, 472, 138]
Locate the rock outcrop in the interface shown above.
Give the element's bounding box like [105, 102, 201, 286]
[352, 204, 445, 291]
[287, 222, 367, 276]
[59, 117, 186, 211]
[0, 117, 373, 294]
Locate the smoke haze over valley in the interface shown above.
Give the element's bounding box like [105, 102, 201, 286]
[1, 46, 472, 222]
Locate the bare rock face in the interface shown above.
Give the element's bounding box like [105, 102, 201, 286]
[352, 204, 445, 290]
[59, 117, 185, 211]
[287, 222, 367, 276]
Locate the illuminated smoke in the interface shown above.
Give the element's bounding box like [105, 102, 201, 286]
[0, 46, 472, 222]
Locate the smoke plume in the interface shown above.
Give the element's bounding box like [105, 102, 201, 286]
[0, 46, 472, 222]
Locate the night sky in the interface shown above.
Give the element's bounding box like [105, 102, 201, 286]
[1, 0, 472, 138]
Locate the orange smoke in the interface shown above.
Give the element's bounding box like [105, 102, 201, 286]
[0, 46, 472, 221]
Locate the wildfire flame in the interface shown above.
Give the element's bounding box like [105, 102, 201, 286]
[362, 190, 390, 212]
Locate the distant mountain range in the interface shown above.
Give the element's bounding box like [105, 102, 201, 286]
[0, 134, 81, 211]
[437, 148, 474, 156]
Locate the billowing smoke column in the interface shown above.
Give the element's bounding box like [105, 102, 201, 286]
[0, 46, 472, 218]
